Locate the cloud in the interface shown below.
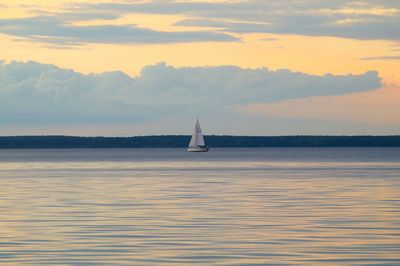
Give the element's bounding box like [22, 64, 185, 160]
[0, 15, 237, 46]
[0, 60, 381, 126]
[360, 55, 400, 60]
[83, 0, 400, 41]
[0, 0, 398, 46]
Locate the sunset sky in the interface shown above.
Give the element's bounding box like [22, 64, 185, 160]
[0, 0, 399, 136]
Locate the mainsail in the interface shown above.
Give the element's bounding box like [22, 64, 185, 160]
[189, 119, 205, 147]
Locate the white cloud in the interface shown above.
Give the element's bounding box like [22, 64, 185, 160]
[0, 60, 381, 127]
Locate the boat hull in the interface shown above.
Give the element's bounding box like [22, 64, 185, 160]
[187, 146, 209, 152]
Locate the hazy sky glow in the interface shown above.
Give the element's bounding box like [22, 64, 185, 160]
[0, 0, 399, 135]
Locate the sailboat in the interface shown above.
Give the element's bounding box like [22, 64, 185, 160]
[187, 119, 209, 152]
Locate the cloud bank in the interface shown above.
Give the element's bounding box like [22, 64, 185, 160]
[0, 60, 381, 126]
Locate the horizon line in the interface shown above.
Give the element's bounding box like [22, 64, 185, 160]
[1, 135, 399, 138]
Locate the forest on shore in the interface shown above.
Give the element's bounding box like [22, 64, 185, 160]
[0, 135, 399, 148]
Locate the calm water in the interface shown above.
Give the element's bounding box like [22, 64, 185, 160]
[0, 148, 399, 265]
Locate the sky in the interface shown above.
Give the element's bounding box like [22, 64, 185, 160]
[0, 0, 399, 136]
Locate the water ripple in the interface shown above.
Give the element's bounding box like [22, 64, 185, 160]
[0, 148, 399, 265]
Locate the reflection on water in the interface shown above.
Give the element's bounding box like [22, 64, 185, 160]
[0, 148, 399, 265]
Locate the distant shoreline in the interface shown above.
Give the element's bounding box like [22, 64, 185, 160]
[0, 135, 399, 148]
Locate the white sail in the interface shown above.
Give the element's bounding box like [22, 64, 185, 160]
[189, 119, 205, 147]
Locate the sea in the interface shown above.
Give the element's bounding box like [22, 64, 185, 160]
[0, 148, 399, 265]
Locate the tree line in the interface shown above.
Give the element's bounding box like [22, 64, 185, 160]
[0, 135, 399, 148]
